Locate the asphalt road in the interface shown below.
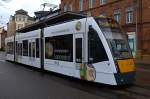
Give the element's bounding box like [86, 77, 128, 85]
[0, 52, 150, 99]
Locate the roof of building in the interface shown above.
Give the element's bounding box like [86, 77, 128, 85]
[17, 12, 87, 33]
[15, 9, 28, 15]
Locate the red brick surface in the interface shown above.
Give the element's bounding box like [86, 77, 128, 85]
[60, 0, 150, 58]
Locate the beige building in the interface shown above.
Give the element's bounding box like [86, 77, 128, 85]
[7, 15, 16, 37]
[0, 27, 7, 50]
[7, 9, 35, 37]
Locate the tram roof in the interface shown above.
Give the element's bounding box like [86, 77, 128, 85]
[16, 12, 87, 33]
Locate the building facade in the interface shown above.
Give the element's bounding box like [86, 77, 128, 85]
[7, 9, 35, 37]
[0, 27, 7, 50]
[60, 0, 150, 59]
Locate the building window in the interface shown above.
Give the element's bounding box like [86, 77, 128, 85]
[114, 9, 120, 23]
[17, 24, 23, 30]
[64, 5, 67, 12]
[69, 4, 73, 11]
[64, 4, 73, 12]
[79, 0, 83, 11]
[89, 0, 93, 8]
[15, 16, 18, 21]
[23, 40, 28, 56]
[23, 16, 26, 21]
[126, 7, 133, 24]
[45, 34, 73, 62]
[100, 0, 106, 5]
[18, 16, 21, 21]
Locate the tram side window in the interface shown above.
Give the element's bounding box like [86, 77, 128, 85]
[45, 34, 73, 62]
[23, 40, 28, 56]
[88, 26, 108, 63]
[19, 43, 23, 56]
[17, 43, 19, 55]
[76, 38, 82, 63]
[36, 39, 40, 58]
[29, 42, 31, 57]
[7, 42, 14, 54]
[17, 43, 22, 56]
[16, 42, 18, 55]
[32, 42, 36, 57]
[21, 44, 23, 56]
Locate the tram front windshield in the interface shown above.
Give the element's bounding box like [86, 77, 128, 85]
[95, 17, 132, 60]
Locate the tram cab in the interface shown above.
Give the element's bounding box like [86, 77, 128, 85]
[44, 16, 135, 85]
[83, 16, 135, 85]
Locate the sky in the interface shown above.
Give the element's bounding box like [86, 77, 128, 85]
[0, 0, 60, 28]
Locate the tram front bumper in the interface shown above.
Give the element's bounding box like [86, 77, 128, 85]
[114, 72, 136, 85]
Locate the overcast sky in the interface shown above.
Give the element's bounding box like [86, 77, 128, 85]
[0, 0, 60, 27]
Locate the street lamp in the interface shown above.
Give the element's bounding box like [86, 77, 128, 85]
[41, 3, 58, 11]
[133, 0, 139, 58]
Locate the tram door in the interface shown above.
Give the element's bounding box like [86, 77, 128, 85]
[15, 41, 18, 62]
[75, 34, 83, 78]
[29, 40, 36, 65]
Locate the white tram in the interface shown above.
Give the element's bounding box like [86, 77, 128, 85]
[5, 13, 135, 85]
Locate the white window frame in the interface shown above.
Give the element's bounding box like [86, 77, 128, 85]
[79, 0, 83, 11]
[64, 5, 67, 12]
[126, 7, 134, 24]
[69, 4, 73, 11]
[114, 9, 120, 23]
[100, 0, 106, 5]
[89, 0, 93, 8]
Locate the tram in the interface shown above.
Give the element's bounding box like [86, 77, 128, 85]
[5, 12, 135, 85]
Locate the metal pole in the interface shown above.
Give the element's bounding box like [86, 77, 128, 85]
[135, 4, 138, 55]
[134, 0, 138, 57]
[40, 28, 44, 70]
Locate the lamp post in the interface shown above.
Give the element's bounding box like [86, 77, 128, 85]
[133, 0, 138, 58]
[41, 3, 58, 11]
